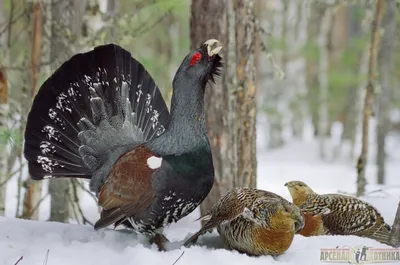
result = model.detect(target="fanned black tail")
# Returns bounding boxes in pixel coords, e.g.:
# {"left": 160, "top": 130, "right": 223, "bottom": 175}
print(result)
{"left": 24, "top": 44, "right": 170, "bottom": 192}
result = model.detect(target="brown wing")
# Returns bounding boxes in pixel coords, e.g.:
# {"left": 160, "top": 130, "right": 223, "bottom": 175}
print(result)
{"left": 183, "top": 188, "right": 246, "bottom": 246}
{"left": 320, "top": 195, "right": 388, "bottom": 237}
{"left": 94, "top": 145, "right": 159, "bottom": 230}
{"left": 183, "top": 188, "right": 282, "bottom": 246}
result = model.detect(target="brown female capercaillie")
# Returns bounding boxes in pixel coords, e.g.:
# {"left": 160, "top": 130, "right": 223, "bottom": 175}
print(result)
{"left": 285, "top": 181, "right": 392, "bottom": 245}
{"left": 184, "top": 187, "right": 304, "bottom": 256}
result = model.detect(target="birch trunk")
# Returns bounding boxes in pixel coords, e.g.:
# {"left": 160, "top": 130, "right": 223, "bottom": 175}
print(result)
{"left": 0, "top": 68, "right": 7, "bottom": 217}
{"left": 287, "top": 0, "right": 309, "bottom": 139}
{"left": 266, "top": 0, "right": 286, "bottom": 149}
{"left": 67, "top": 0, "right": 94, "bottom": 222}
{"left": 0, "top": 1, "right": 9, "bottom": 216}
{"left": 376, "top": 0, "right": 396, "bottom": 185}
{"left": 305, "top": 5, "right": 323, "bottom": 138}
{"left": 190, "top": 0, "right": 258, "bottom": 217}
{"left": 48, "top": 0, "right": 72, "bottom": 222}
{"left": 46, "top": 0, "right": 87, "bottom": 222}
{"left": 340, "top": 6, "right": 362, "bottom": 150}
{"left": 107, "top": 0, "right": 118, "bottom": 40}
{"left": 350, "top": 50, "right": 368, "bottom": 160}
{"left": 317, "top": 6, "right": 333, "bottom": 160}
{"left": 356, "top": 0, "right": 384, "bottom": 196}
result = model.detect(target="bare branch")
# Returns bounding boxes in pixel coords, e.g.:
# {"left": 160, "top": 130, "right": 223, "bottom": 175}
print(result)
{"left": 0, "top": 163, "right": 24, "bottom": 187}
{"left": 131, "top": 9, "right": 172, "bottom": 38}
{"left": 67, "top": 187, "right": 81, "bottom": 225}
{"left": 42, "top": 250, "right": 50, "bottom": 265}
{"left": 69, "top": 179, "right": 94, "bottom": 226}
{"left": 72, "top": 178, "right": 97, "bottom": 203}
{"left": 172, "top": 251, "right": 185, "bottom": 265}
{"left": 0, "top": 4, "right": 28, "bottom": 39}
{"left": 6, "top": 0, "right": 14, "bottom": 48}
{"left": 254, "top": 19, "right": 285, "bottom": 80}
{"left": 14, "top": 256, "right": 23, "bottom": 265}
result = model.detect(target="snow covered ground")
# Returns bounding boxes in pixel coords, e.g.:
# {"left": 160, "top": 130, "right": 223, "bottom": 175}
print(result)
{"left": 1, "top": 123, "right": 400, "bottom": 265}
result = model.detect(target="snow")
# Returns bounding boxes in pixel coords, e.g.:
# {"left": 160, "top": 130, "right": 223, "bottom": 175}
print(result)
{"left": 1, "top": 215, "right": 396, "bottom": 265}
{"left": 1, "top": 122, "right": 400, "bottom": 265}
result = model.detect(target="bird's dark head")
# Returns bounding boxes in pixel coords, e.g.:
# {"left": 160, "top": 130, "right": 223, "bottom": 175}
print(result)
{"left": 173, "top": 39, "right": 223, "bottom": 89}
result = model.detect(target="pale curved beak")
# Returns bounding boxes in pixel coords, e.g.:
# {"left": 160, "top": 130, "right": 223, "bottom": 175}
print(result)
{"left": 204, "top": 39, "right": 222, "bottom": 57}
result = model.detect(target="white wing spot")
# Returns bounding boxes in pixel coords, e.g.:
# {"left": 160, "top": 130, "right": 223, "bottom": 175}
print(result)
{"left": 322, "top": 208, "right": 331, "bottom": 215}
{"left": 147, "top": 156, "right": 162, "bottom": 169}
{"left": 242, "top": 207, "right": 254, "bottom": 220}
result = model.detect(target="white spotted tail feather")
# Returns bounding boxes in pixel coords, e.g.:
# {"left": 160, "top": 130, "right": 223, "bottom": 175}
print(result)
{"left": 24, "top": 44, "right": 170, "bottom": 193}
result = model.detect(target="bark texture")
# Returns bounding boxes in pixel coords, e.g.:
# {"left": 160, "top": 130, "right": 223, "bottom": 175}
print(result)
{"left": 22, "top": 1, "right": 44, "bottom": 221}
{"left": 356, "top": 0, "right": 384, "bottom": 196}
{"left": 190, "top": 0, "right": 258, "bottom": 218}
{"left": 0, "top": 1, "right": 8, "bottom": 216}
{"left": 376, "top": 0, "right": 396, "bottom": 185}
{"left": 48, "top": 0, "right": 86, "bottom": 222}
{"left": 317, "top": 6, "right": 333, "bottom": 160}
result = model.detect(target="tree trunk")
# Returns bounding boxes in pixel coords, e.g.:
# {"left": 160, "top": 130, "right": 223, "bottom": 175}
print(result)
{"left": 349, "top": 50, "right": 368, "bottom": 160}
{"left": 287, "top": 0, "right": 309, "bottom": 140}
{"left": 48, "top": 0, "right": 83, "bottom": 222}
{"left": 356, "top": 0, "right": 384, "bottom": 196}
{"left": 305, "top": 4, "right": 323, "bottom": 138}
{"left": 107, "top": 0, "right": 118, "bottom": 40}
{"left": 317, "top": 5, "right": 333, "bottom": 160}
{"left": 21, "top": 1, "right": 44, "bottom": 221}
{"left": 342, "top": 6, "right": 372, "bottom": 160}
{"left": 190, "top": 0, "right": 258, "bottom": 218}
{"left": 376, "top": 0, "right": 396, "bottom": 185}
{"left": 390, "top": 200, "right": 400, "bottom": 247}
{"left": 0, "top": 1, "right": 9, "bottom": 217}
{"left": 265, "top": 0, "right": 287, "bottom": 149}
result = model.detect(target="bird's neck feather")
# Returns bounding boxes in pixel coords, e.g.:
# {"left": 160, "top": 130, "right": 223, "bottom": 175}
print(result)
{"left": 146, "top": 76, "right": 208, "bottom": 157}
{"left": 292, "top": 190, "right": 315, "bottom": 206}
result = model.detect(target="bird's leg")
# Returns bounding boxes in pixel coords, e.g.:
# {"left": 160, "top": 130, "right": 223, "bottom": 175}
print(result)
{"left": 151, "top": 233, "right": 170, "bottom": 251}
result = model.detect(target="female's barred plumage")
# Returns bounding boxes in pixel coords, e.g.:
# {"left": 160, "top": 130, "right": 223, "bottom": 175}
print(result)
{"left": 184, "top": 188, "right": 304, "bottom": 256}
{"left": 285, "top": 180, "right": 392, "bottom": 245}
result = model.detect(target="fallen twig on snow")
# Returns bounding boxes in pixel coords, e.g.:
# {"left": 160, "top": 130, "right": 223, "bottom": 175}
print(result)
{"left": 14, "top": 256, "right": 23, "bottom": 265}
{"left": 42, "top": 249, "right": 49, "bottom": 265}
{"left": 171, "top": 251, "right": 185, "bottom": 265}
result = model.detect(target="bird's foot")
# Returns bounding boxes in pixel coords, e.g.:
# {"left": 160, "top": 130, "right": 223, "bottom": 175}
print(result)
{"left": 183, "top": 238, "right": 195, "bottom": 248}
{"left": 151, "top": 233, "right": 170, "bottom": 252}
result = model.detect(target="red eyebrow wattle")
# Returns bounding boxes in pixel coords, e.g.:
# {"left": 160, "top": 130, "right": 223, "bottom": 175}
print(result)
{"left": 190, "top": 52, "right": 202, "bottom": 66}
